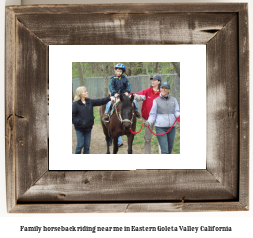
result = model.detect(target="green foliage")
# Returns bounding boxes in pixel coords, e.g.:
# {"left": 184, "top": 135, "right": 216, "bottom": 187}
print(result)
{"left": 132, "top": 118, "right": 145, "bottom": 149}
{"left": 151, "top": 135, "right": 159, "bottom": 153}
{"left": 72, "top": 62, "right": 79, "bottom": 78}
{"left": 93, "top": 106, "right": 102, "bottom": 126}
{"left": 159, "top": 62, "right": 174, "bottom": 74}
{"left": 172, "top": 126, "right": 180, "bottom": 154}
{"left": 72, "top": 62, "right": 178, "bottom": 78}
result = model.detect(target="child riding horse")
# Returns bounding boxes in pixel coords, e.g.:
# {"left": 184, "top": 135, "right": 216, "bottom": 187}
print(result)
{"left": 100, "top": 94, "right": 136, "bottom": 154}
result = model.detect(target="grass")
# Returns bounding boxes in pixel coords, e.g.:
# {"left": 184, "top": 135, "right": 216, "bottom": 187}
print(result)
{"left": 93, "top": 106, "right": 102, "bottom": 125}
{"left": 172, "top": 125, "right": 180, "bottom": 154}
{"left": 93, "top": 106, "right": 180, "bottom": 154}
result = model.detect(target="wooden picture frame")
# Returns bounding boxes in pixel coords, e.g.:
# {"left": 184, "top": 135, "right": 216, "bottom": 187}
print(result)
{"left": 5, "top": 3, "right": 249, "bottom": 213}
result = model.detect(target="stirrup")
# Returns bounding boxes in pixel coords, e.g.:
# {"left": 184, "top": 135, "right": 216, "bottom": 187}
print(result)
{"left": 102, "top": 113, "right": 110, "bottom": 122}
{"left": 135, "top": 111, "right": 141, "bottom": 118}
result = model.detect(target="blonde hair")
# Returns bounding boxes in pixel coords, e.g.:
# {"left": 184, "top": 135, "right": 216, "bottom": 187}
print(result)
{"left": 73, "top": 86, "right": 87, "bottom": 102}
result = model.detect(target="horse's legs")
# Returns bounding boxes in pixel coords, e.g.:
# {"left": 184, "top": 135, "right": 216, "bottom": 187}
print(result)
{"left": 127, "top": 134, "right": 134, "bottom": 154}
{"left": 109, "top": 135, "right": 112, "bottom": 145}
{"left": 105, "top": 134, "right": 111, "bottom": 154}
{"left": 102, "top": 128, "right": 111, "bottom": 154}
{"left": 113, "top": 135, "right": 119, "bottom": 154}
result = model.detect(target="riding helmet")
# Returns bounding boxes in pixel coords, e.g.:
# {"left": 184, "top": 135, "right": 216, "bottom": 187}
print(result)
{"left": 115, "top": 63, "right": 126, "bottom": 73}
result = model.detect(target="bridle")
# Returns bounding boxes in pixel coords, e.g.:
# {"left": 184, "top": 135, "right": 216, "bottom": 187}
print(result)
{"left": 114, "top": 102, "right": 134, "bottom": 125}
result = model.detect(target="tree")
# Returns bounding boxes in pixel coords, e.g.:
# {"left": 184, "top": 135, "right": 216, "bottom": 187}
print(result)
{"left": 72, "top": 62, "right": 79, "bottom": 78}
{"left": 101, "top": 63, "right": 110, "bottom": 97}
{"left": 125, "top": 62, "right": 132, "bottom": 76}
{"left": 133, "top": 62, "right": 144, "bottom": 75}
{"left": 110, "top": 62, "right": 115, "bottom": 75}
{"left": 171, "top": 62, "right": 180, "bottom": 77}
{"left": 77, "top": 62, "right": 84, "bottom": 86}
{"left": 144, "top": 63, "right": 149, "bottom": 75}
{"left": 153, "top": 62, "right": 158, "bottom": 73}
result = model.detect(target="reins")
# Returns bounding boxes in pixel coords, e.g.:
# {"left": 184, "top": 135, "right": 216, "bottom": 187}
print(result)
{"left": 130, "top": 117, "right": 179, "bottom": 136}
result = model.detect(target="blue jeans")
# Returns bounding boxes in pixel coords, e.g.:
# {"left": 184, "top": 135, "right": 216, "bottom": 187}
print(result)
{"left": 105, "top": 100, "right": 112, "bottom": 114}
{"left": 118, "top": 136, "right": 122, "bottom": 144}
{"left": 105, "top": 97, "right": 139, "bottom": 114}
{"left": 109, "top": 135, "right": 122, "bottom": 145}
{"left": 75, "top": 129, "right": 92, "bottom": 154}
{"left": 133, "top": 99, "right": 138, "bottom": 111}
{"left": 156, "top": 127, "right": 176, "bottom": 154}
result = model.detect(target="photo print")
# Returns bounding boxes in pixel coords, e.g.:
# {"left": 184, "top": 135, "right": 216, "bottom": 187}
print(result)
{"left": 72, "top": 62, "right": 180, "bottom": 155}
{"left": 49, "top": 45, "right": 206, "bottom": 170}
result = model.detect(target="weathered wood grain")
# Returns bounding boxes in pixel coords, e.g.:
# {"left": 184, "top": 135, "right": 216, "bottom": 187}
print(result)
{"left": 6, "top": 3, "right": 247, "bottom": 15}
{"left": 18, "top": 170, "right": 236, "bottom": 203}
{"left": 238, "top": 4, "right": 249, "bottom": 208}
{"left": 16, "top": 13, "right": 236, "bottom": 45}
{"left": 206, "top": 16, "right": 239, "bottom": 198}
{"left": 10, "top": 204, "right": 129, "bottom": 213}
{"left": 126, "top": 202, "right": 248, "bottom": 213}
{"left": 5, "top": 7, "right": 17, "bottom": 212}
{"left": 5, "top": 3, "right": 249, "bottom": 213}
{"left": 10, "top": 202, "right": 247, "bottom": 213}
{"left": 15, "top": 20, "right": 48, "bottom": 200}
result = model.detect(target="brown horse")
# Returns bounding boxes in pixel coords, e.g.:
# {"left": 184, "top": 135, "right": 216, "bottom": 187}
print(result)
{"left": 100, "top": 94, "right": 136, "bottom": 154}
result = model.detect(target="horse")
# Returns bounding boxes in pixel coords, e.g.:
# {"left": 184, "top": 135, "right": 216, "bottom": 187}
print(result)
{"left": 100, "top": 94, "right": 136, "bottom": 154}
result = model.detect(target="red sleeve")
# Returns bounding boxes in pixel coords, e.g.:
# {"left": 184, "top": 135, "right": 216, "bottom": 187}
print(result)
{"left": 131, "top": 88, "right": 148, "bottom": 96}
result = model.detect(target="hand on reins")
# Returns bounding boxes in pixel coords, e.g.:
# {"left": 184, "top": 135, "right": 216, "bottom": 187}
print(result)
{"left": 124, "top": 92, "right": 129, "bottom": 96}
{"left": 177, "top": 115, "right": 180, "bottom": 121}
{"left": 144, "top": 122, "right": 150, "bottom": 127}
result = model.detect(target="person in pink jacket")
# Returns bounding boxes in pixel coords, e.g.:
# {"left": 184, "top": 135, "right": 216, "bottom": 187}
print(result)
{"left": 131, "top": 75, "right": 161, "bottom": 154}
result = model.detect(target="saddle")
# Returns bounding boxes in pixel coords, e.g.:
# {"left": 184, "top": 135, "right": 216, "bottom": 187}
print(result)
{"left": 109, "top": 98, "right": 121, "bottom": 117}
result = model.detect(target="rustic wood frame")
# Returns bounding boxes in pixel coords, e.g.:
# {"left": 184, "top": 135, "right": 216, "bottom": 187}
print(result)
{"left": 5, "top": 3, "right": 249, "bottom": 213}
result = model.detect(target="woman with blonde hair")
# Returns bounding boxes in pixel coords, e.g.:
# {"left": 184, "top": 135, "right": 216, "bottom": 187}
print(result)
{"left": 72, "top": 86, "right": 115, "bottom": 154}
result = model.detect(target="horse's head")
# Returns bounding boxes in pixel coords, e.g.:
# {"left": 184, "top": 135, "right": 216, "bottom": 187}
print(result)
{"left": 119, "top": 94, "right": 135, "bottom": 131}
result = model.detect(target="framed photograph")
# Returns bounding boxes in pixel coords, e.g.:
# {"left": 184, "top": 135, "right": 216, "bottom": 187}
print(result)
{"left": 5, "top": 3, "right": 249, "bottom": 212}
{"left": 49, "top": 45, "right": 205, "bottom": 170}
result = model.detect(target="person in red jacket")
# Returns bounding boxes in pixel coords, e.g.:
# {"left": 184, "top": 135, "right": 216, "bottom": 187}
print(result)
{"left": 131, "top": 75, "right": 161, "bottom": 154}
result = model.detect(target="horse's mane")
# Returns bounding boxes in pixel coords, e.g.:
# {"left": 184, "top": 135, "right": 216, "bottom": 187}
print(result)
{"left": 121, "top": 95, "right": 133, "bottom": 110}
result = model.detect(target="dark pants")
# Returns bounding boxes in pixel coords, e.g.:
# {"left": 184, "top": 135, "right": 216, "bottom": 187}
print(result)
{"left": 75, "top": 129, "right": 92, "bottom": 154}
{"left": 156, "top": 127, "right": 176, "bottom": 154}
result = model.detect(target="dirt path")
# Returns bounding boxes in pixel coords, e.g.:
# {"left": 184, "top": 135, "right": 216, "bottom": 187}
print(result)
{"left": 72, "top": 124, "right": 145, "bottom": 154}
